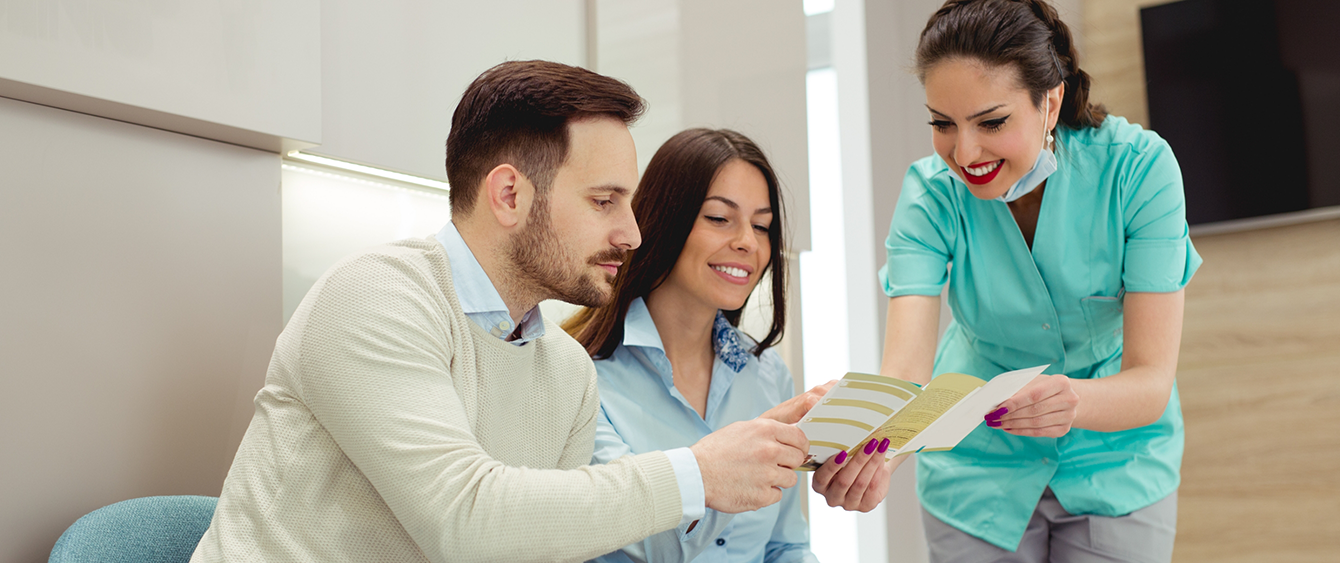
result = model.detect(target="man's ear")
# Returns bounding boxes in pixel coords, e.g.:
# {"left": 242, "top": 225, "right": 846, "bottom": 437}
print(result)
{"left": 482, "top": 164, "right": 533, "bottom": 229}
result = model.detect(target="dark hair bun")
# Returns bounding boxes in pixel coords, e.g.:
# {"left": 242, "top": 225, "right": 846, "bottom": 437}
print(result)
{"left": 916, "top": 0, "right": 1107, "bottom": 129}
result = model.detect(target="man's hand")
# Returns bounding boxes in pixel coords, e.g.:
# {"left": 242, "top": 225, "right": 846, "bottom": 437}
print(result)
{"left": 690, "top": 419, "right": 808, "bottom": 513}
{"left": 758, "top": 380, "right": 837, "bottom": 424}
{"left": 988, "top": 374, "right": 1079, "bottom": 437}
{"left": 810, "top": 438, "right": 895, "bottom": 512}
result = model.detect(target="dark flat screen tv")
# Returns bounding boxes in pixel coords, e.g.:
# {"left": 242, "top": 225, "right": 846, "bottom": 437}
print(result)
{"left": 1141, "top": 0, "right": 1340, "bottom": 226}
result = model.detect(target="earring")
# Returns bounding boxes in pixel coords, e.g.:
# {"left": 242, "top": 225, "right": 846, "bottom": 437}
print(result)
{"left": 1046, "top": 131, "right": 1054, "bottom": 149}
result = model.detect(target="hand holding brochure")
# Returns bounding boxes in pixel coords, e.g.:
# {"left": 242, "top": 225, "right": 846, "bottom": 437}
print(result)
{"left": 796, "top": 365, "right": 1048, "bottom": 470}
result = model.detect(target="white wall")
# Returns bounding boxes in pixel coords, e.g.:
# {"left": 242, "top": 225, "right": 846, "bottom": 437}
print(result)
{"left": 0, "top": 0, "right": 321, "bottom": 151}
{"left": 595, "top": 0, "right": 811, "bottom": 253}
{"left": 594, "top": 0, "right": 681, "bottom": 172}
{"left": 313, "top": 0, "right": 586, "bottom": 180}
{"left": 0, "top": 96, "right": 281, "bottom": 563}
{"left": 678, "top": 0, "right": 812, "bottom": 255}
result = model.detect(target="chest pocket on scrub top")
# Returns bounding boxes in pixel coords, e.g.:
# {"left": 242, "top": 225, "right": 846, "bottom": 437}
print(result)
{"left": 1080, "top": 294, "right": 1123, "bottom": 361}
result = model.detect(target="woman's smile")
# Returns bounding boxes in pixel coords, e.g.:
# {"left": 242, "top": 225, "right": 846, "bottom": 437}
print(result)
{"left": 709, "top": 262, "right": 753, "bottom": 285}
{"left": 961, "top": 159, "right": 1005, "bottom": 185}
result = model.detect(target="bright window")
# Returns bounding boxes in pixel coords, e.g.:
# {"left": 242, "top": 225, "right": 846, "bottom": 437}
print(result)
{"left": 800, "top": 66, "right": 860, "bottom": 562}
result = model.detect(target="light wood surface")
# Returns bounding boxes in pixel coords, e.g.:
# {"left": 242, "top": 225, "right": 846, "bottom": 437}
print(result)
{"left": 1081, "top": 0, "right": 1177, "bottom": 128}
{"left": 1177, "top": 218, "right": 1340, "bottom": 562}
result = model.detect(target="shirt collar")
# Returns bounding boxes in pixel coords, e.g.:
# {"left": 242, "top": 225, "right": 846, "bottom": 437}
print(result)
{"left": 434, "top": 221, "right": 545, "bottom": 342}
{"left": 711, "top": 313, "right": 751, "bottom": 373}
{"left": 621, "top": 297, "right": 750, "bottom": 373}
{"left": 621, "top": 297, "right": 665, "bottom": 350}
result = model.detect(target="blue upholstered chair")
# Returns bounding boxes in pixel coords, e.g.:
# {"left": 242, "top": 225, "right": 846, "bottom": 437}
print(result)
{"left": 49, "top": 495, "right": 218, "bottom": 563}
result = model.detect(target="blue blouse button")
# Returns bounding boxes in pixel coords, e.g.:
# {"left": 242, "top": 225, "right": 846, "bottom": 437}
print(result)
{"left": 716, "top": 538, "right": 726, "bottom": 546}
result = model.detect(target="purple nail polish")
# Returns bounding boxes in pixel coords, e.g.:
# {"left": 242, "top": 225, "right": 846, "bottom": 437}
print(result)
{"left": 835, "top": 451, "right": 847, "bottom": 465}
{"left": 864, "top": 439, "right": 878, "bottom": 455}
{"left": 987, "top": 420, "right": 1002, "bottom": 428}
{"left": 878, "top": 438, "right": 890, "bottom": 453}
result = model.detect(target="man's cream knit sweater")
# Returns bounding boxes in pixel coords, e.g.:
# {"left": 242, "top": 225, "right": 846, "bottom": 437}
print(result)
{"left": 191, "top": 237, "right": 683, "bottom": 563}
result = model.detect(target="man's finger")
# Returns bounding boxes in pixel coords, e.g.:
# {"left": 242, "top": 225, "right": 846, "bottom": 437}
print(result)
{"left": 777, "top": 442, "right": 807, "bottom": 470}
{"left": 770, "top": 421, "right": 810, "bottom": 452}
{"left": 771, "top": 465, "right": 799, "bottom": 489}
{"left": 759, "top": 395, "right": 809, "bottom": 423}
{"left": 759, "top": 380, "right": 838, "bottom": 423}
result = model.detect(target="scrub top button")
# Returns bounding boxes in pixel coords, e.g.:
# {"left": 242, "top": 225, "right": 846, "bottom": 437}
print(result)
{"left": 716, "top": 538, "right": 726, "bottom": 546}
{"left": 1042, "top": 323, "right": 1051, "bottom": 330}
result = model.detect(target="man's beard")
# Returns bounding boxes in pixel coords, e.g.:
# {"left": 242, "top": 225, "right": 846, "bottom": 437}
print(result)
{"left": 507, "top": 202, "right": 626, "bottom": 308}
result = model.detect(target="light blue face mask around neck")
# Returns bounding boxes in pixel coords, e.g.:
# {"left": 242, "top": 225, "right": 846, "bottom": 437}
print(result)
{"left": 995, "top": 98, "right": 1058, "bottom": 203}
{"left": 995, "top": 144, "right": 1057, "bottom": 203}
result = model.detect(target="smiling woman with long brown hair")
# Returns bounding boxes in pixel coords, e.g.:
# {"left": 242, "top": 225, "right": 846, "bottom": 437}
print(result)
{"left": 565, "top": 128, "right": 893, "bottom": 563}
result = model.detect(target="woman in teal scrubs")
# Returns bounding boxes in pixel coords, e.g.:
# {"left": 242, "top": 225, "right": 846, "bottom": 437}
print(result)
{"left": 880, "top": 1, "right": 1200, "bottom": 561}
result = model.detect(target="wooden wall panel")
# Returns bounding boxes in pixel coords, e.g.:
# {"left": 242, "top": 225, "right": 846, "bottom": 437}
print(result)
{"left": 1079, "top": 1, "right": 1340, "bottom": 556}
{"left": 1081, "top": 0, "right": 1177, "bottom": 128}
{"left": 1177, "top": 219, "right": 1340, "bottom": 562}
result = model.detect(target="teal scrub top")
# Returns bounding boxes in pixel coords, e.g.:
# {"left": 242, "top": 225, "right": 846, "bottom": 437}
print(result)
{"left": 879, "top": 116, "right": 1202, "bottom": 551}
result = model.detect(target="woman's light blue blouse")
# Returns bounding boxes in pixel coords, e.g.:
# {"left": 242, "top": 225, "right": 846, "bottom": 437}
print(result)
{"left": 589, "top": 298, "right": 816, "bottom": 563}
{"left": 880, "top": 116, "right": 1202, "bottom": 551}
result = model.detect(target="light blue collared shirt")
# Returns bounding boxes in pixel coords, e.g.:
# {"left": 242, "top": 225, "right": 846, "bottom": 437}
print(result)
{"left": 435, "top": 222, "right": 545, "bottom": 345}
{"left": 590, "top": 298, "right": 815, "bottom": 563}
{"left": 434, "top": 224, "right": 705, "bottom": 528}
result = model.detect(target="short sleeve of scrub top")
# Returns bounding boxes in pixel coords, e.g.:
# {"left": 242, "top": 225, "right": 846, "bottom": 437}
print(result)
{"left": 878, "top": 116, "right": 1202, "bottom": 551}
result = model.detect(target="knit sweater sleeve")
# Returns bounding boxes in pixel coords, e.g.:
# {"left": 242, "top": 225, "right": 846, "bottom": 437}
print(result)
{"left": 556, "top": 364, "right": 601, "bottom": 470}
{"left": 295, "top": 251, "right": 683, "bottom": 563}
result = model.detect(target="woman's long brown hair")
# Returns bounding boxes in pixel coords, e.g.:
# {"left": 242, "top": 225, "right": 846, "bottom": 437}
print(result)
{"left": 561, "top": 128, "right": 788, "bottom": 360}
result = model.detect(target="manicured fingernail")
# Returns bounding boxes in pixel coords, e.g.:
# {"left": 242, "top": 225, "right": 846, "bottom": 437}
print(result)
{"left": 987, "top": 420, "right": 1002, "bottom": 428}
{"left": 864, "top": 439, "right": 878, "bottom": 455}
{"left": 835, "top": 451, "right": 847, "bottom": 464}
{"left": 986, "top": 407, "right": 1008, "bottom": 420}
{"left": 878, "top": 438, "right": 890, "bottom": 453}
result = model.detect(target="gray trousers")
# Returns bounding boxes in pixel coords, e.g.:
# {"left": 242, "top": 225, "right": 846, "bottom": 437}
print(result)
{"left": 923, "top": 489, "right": 1178, "bottom": 563}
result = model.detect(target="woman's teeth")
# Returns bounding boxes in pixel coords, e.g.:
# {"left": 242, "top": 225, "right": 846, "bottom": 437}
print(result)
{"left": 712, "top": 265, "right": 747, "bottom": 278}
{"left": 965, "top": 160, "right": 1002, "bottom": 176}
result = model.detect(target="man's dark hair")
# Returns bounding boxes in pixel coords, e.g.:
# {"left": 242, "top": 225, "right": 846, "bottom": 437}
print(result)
{"left": 445, "top": 60, "right": 645, "bottom": 215}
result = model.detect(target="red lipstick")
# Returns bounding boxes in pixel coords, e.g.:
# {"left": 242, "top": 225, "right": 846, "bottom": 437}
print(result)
{"left": 960, "top": 159, "right": 1004, "bottom": 185}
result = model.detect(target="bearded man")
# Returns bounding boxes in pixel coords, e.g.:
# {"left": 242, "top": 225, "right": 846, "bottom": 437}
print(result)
{"left": 191, "top": 61, "right": 815, "bottom": 563}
